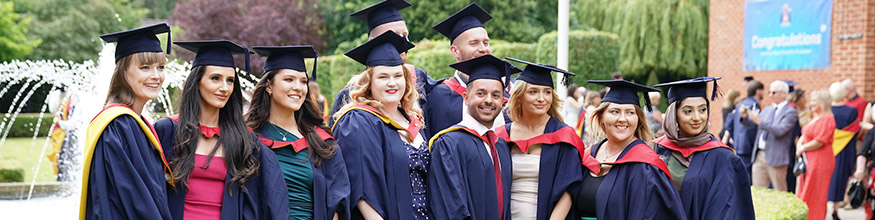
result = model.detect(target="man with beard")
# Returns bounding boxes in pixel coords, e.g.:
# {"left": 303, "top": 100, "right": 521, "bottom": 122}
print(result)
{"left": 428, "top": 54, "right": 519, "bottom": 220}
{"left": 424, "top": 2, "right": 502, "bottom": 138}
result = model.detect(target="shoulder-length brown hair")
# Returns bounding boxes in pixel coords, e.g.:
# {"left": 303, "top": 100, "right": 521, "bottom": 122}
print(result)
{"left": 587, "top": 102, "right": 654, "bottom": 143}
{"left": 245, "top": 69, "right": 337, "bottom": 166}
{"left": 104, "top": 52, "right": 167, "bottom": 107}
{"left": 333, "top": 66, "right": 421, "bottom": 119}
{"left": 505, "top": 80, "right": 563, "bottom": 122}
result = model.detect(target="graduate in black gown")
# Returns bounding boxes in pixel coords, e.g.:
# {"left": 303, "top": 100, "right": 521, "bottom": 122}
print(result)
{"left": 652, "top": 77, "right": 755, "bottom": 220}
{"left": 428, "top": 54, "right": 518, "bottom": 220}
{"left": 82, "top": 23, "right": 174, "bottom": 220}
{"left": 574, "top": 80, "right": 686, "bottom": 220}
{"left": 329, "top": 0, "right": 433, "bottom": 127}
{"left": 153, "top": 40, "right": 287, "bottom": 220}
{"left": 494, "top": 57, "right": 584, "bottom": 220}
{"left": 246, "top": 45, "right": 351, "bottom": 220}
{"left": 332, "top": 32, "right": 431, "bottom": 219}
{"left": 424, "top": 2, "right": 504, "bottom": 139}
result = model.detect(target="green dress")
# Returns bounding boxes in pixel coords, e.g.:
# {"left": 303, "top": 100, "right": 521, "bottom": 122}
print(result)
{"left": 265, "top": 123, "right": 315, "bottom": 219}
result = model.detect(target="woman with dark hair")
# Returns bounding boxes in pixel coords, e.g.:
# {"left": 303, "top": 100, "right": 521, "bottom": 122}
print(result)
{"left": 246, "top": 46, "right": 350, "bottom": 219}
{"left": 652, "top": 77, "right": 754, "bottom": 220}
{"left": 332, "top": 32, "right": 429, "bottom": 219}
{"left": 153, "top": 40, "right": 287, "bottom": 220}
{"left": 574, "top": 80, "right": 685, "bottom": 220}
{"left": 82, "top": 23, "right": 173, "bottom": 220}
{"left": 495, "top": 58, "right": 583, "bottom": 220}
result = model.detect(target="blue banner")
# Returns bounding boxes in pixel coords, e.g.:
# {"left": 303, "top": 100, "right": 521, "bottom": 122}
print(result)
{"left": 743, "top": 0, "right": 832, "bottom": 71}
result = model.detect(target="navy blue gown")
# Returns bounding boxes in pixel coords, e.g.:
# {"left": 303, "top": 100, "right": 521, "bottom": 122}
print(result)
{"left": 84, "top": 114, "right": 173, "bottom": 220}
{"left": 252, "top": 126, "right": 351, "bottom": 220}
{"left": 153, "top": 118, "right": 288, "bottom": 220}
{"left": 496, "top": 117, "right": 584, "bottom": 220}
{"left": 654, "top": 137, "right": 755, "bottom": 220}
{"left": 829, "top": 105, "right": 858, "bottom": 201}
{"left": 577, "top": 139, "right": 687, "bottom": 220}
{"left": 424, "top": 77, "right": 465, "bottom": 139}
{"left": 428, "top": 126, "right": 513, "bottom": 220}
{"left": 332, "top": 105, "right": 432, "bottom": 220}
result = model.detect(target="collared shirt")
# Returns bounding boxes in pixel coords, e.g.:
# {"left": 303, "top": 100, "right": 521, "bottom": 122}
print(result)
{"left": 454, "top": 71, "right": 507, "bottom": 130}
{"left": 457, "top": 111, "right": 497, "bottom": 161}
{"left": 758, "top": 100, "right": 789, "bottom": 150}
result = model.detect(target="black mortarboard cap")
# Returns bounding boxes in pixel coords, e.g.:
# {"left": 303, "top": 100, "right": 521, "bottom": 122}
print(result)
{"left": 253, "top": 46, "right": 319, "bottom": 81}
{"left": 744, "top": 76, "right": 754, "bottom": 82}
{"left": 433, "top": 2, "right": 492, "bottom": 44}
{"left": 350, "top": 0, "right": 411, "bottom": 32}
{"left": 505, "top": 57, "right": 575, "bottom": 88}
{"left": 785, "top": 80, "right": 798, "bottom": 92}
{"left": 100, "top": 23, "right": 171, "bottom": 62}
{"left": 588, "top": 80, "right": 661, "bottom": 111}
{"left": 654, "top": 77, "right": 722, "bottom": 104}
{"left": 449, "top": 54, "right": 520, "bottom": 88}
{"left": 345, "top": 31, "right": 415, "bottom": 67}
{"left": 174, "top": 40, "right": 251, "bottom": 75}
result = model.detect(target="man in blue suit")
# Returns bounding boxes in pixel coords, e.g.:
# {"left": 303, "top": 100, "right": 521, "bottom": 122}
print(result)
{"left": 724, "top": 80, "right": 764, "bottom": 179}
{"left": 744, "top": 81, "right": 798, "bottom": 191}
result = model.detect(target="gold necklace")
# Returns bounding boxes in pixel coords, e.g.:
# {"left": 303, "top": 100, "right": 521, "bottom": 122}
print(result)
{"left": 270, "top": 123, "right": 289, "bottom": 141}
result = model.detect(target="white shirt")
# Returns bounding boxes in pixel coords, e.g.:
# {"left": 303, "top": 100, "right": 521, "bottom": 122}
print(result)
{"left": 454, "top": 71, "right": 507, "bottom": 130}
{"left": 758, "top": 101, "right": 789, "bottom": 150}
{"left": 457, "top": 110, "right": 498, "bottom": 161}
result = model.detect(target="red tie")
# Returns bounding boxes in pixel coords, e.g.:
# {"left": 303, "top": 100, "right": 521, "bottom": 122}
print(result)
{"left": 483, "top": 130, "right": 504, "bottom": 219}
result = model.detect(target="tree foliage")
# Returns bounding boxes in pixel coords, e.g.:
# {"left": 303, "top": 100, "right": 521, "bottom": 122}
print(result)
{"left": 0, "top": 1, "right": 40, "bottom": 62}
{"left": 320, "top": 0, "right": 557, "bottom": 55}
{"left": 171, "top": 0, "right": 324, "bottom": 71}
{"left": 572, "top": 0, "right": 708, "bottom": 81}
{"left": 10, "top": 0, "right": 147, "bottom": 62}
{"left": 140, "top": 0, "right": 177, "bottom": 19}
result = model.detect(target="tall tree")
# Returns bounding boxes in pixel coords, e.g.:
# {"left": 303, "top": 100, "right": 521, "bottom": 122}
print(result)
{"left": 573, "top": 0, "right": 709, "bottom": 81}
{"left": 0, "top": 1, "right": 40, "bottom": 61}
{"left": 140, "top": 0, "right": 177, "bottom": 19}
{"left": 171, "top": 0, "right": 324, "bottom": 72}
{"left": 11, "top": 0, "right": 147, "bottom": 62}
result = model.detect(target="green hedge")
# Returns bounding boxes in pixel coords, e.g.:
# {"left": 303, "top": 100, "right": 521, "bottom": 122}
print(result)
{"left": 536, "top": 30, "right": 620, "bottom": 90}
{"left": 312, "top": 30, "right": 619, "bottom": 108}
{"left": 0, "top": 160, "right": 23, "bottom": 183}
{"left": 0, "top": 113, "right": 55, "bottom": 138}
{"left": 752, "top": 186, "right": 807, "bottom": 220}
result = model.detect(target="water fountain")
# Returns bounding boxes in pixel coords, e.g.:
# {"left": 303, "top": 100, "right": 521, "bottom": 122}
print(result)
{"left": 0, "top": 42, "right": 249, "bottom": 218}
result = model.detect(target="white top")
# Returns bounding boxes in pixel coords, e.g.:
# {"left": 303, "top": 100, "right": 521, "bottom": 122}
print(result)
{"left": 562, "top": 96, "right": 580, "bottom": 127}
{"left": 510, "top": 154, "right": 540, "bottom": 220}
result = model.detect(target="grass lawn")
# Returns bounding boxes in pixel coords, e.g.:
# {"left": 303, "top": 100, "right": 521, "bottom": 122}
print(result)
{"left": 0, "top": 137, "right": 57, "bottom": 183}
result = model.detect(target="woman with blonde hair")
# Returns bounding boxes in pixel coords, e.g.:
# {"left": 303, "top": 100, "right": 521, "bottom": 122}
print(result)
{"left": 574, "top": 80, "right": 685, "bottom": 219}
{"left": 796, "top": 89, "right": 836, "bottom": 220}
{"left": 826, "top": 82, "right": 859, "bottom": 219}
{"left": 494, "top": 58, "right": 583, "bottom": 220}
{"left": 332, "top": 32, "right": 430, "bottom": 219}
{"left": 581, "top": 90, "right": 602, "bottom": 146}
{"left": 81, "top": 23, "right": 173, "bottom": 219}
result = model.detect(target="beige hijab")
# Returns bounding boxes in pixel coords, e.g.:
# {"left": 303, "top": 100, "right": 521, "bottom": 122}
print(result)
{"left": 662, "top": 101, "right": 714, "bottom": 148}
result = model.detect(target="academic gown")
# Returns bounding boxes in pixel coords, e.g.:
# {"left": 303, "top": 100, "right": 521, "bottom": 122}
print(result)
{"left": 81, "top": 105, "right": 173, "bottom": 220}
{"left": 253, "top": 125, "right": 351, "bottom": 220}
{"left": 427, "top": 126, "right": 513, "bottom": 220}
{"left": 829, "top": 105, "right": 858, "bottom": 201}
{"left": 329, "top": 67, "right": 431, "bottom": 128}
{"left": 332, "top": 105, "right": 430, "bottom": 220}
{"left": 153, "top": 118, "right": 288, "bottom": 220}
{"left": 579, "top": 139, "right": 687, "bottom": 220}
{"left": 424, "top": 77, "right": 466, "bottom": 139}
{"left": 495, "top": 117, "right": 584, "bottom": 220}
{"left": 653, "top": 137, "right": 755, "bottom": 220}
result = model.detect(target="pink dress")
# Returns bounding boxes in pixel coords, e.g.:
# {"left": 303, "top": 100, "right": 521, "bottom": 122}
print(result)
{"left": 797, "top": 115, "right": 836, "bottom": 220}
{"left": 183, "top": 154, "right": 227, "bottom": 220}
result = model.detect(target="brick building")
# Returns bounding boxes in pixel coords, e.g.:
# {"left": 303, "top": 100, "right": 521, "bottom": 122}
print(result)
{"left": 708, "top": 0, "right": 875, "bottom": 134}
